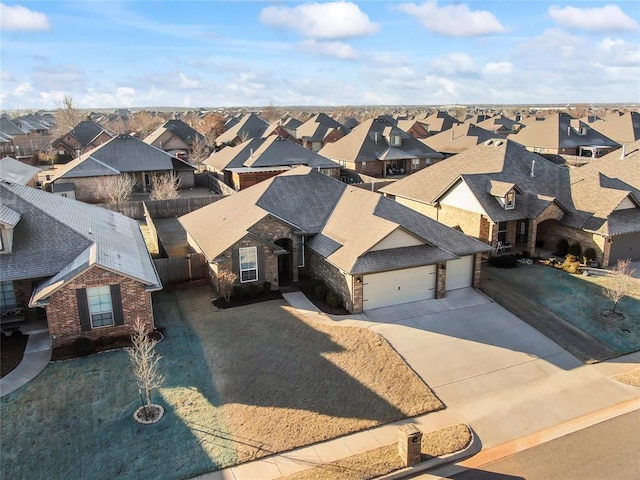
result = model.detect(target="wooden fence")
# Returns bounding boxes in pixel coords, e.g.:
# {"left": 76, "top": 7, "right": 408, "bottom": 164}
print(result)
{"left": 195, "top": 171, "right": 237, "bottom": 195}
{"left": 101, "top": 195, "right": 223, "bottom": 219}
{"left": 142, "top": 202, "right": 160, "bottom": 255}
{"left": 154, "top": 253, "right": 207, "bottom": 285}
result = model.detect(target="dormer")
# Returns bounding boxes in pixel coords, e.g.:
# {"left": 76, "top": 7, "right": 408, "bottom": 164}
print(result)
{"left": 0, "top": 204, "right": 21, "bottom": 254}
{"left": 489, "top": 180, "right": 519, "bottom": 210}
{"left": 383, "top": 126, "right": 403, "bottom": 146}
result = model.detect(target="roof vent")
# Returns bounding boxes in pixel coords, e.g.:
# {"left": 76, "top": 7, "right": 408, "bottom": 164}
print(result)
{"left": 495, "top": 140, "right": 504, "bottom": 146}
{"left": 485, "top": 139, "right": 493, "bottom": 146}
{"left": 530, "top": 159, "right": 536, "bottom": 178}
{"left": 620, "top": 144, "right": 626, "bottom": 159}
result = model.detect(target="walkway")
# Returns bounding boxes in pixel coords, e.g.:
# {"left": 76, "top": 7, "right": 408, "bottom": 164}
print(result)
{"left": 193, "top": 289, "right": 640, "bottom": 479}
{"left": 0, "top": 319, "right": 52, "bottom": 398}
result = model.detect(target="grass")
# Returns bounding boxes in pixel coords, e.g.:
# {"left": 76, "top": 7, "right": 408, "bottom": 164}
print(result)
{"left": 277, "top": 424, "right": 471, "bottom": 480}
{"left": 483, "top": 264, "right": 640, "bottom": 359}
{"left": 1, "top": 334, "right": 28, "bottom": 378}
{"left": 0, "top": 284, "right": 442, "bottom": 480}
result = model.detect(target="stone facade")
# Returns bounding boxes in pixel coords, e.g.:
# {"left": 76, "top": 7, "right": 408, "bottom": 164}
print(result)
{"left": 435, "top": 263, "right": 446, "bottom": 299}
{"left": 45, "top": 266, "right": 153, "bottom": 348}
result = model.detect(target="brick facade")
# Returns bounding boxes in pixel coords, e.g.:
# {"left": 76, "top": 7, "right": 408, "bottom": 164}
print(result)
{"left": 45, "top": 266, "right": 154, "bottom": 348}
{"left": 307, "top": 250, "right": 357, "bottom": 311}
{"left": 536, "top": 221, "right": 607, "bottom": 264}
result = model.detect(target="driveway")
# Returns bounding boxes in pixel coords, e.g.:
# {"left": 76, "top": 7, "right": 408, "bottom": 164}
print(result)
{"left": 336, "top": 288, "right": 640, "bottom": 449}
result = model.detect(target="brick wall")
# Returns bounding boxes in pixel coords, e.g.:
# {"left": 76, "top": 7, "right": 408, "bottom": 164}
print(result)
{"left": 307, "top": 250, "right": 356, "bottom": 312}
{"left": 45, "top": 266, "right": 154, "bottom": 348}
{"left": 536, "top": 221, "right": 606, "bottom": 263}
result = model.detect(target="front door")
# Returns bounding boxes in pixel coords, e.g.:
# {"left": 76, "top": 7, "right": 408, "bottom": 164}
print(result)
{"left": 275, "top": 238, "right": 293, "bottom": 284}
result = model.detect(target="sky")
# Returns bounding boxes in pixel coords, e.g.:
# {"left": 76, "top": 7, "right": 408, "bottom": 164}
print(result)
{"left": 1, "top": 1, "right": 639, "bottom": 110}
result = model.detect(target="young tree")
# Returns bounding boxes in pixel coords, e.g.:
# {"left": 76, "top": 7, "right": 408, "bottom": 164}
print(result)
{"left": 188, "top": 137, "right": 210, "bottom": 171}
{"left": 217, "top": 270, "right": 237, "bottom": 302}
{"left": 603, "top": 259, "right": 637, "bottom": 313}
{"left": 150, "top": 172, "right": 181, "bottom": 200}
{"left": 91, "top": 175, "right": 135, "bottom": 203}
{"left": 126, "top": 318, "right": 164, "bottom": 412}
{"left": 55, "top": 96, "right": 85, "bottom": 133}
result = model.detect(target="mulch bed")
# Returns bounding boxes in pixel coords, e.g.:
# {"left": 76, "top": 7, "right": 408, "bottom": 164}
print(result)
{"left": 49, "top": 332, "right": 161, "bottom": 361}
{"left": 299, "top": 285, "right": 350, "bottom": 315}
{"left": 212, "top": 290, "right": 284, "bottom": 309}
{"left": 1, "top": 333, "right": 29, "bottom": 378}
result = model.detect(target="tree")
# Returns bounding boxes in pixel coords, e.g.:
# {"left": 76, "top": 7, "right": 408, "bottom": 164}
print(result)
{"left": 199, "top": 113, "right": 226, "bottom": 144}
{"left": 130, "top": 111, "right": 162, "bottom": 138}
{"left": 126, "top": 318, "right": 164, "bottom": 413}
{"left": 150, "top": 172, "right": 181, "bottom": 200}
{"left": 261, "top": 104, "right": 281, "bottom": 122}
{"left": 217, "top": 270, "right": 237, "bottom": 302}
{"left": 91, "top": 175, "right": 135, "bottom": 203}
{"left": 188, "top": 136, "right": 210, "bottom": 171}
{"left": 55, "top": 96, "right": 85, "bottom": 133}
{"left": 603, "top": 259, "right": 637, "bottom": 314}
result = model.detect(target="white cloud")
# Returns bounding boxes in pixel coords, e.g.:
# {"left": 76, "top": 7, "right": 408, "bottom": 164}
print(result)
{"left": 428, "top": 52, "right": 478, "bottom": 75}
{"left": 178, "top": 72, "right": 200, "bottom": 89}
{"left": 298, "top": 40, "right": 358, "bottom": 60}
{"left": 0, "top": 3, "right": 50, "bottom": 31}
{"left": 548, "top": 4, "right": 638, "bottom": 32}
{"left": 396, "top": 1, "right": 507, "bottom": 37}
{"left": 0, "top": 70, "right": 15, "bottom": 82}
{"left": 596, "top": 37, "right": 640, "bottom": 66}
{"left": 259, "top": 2, "right": 379, "bottom": 40}
{"left": 482, "top": 62, "right": 513, "bottom": 76}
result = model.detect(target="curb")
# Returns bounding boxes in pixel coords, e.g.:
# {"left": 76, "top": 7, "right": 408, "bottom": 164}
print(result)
{"left": 374, "top": 426, "right": 480, "bottom": 480}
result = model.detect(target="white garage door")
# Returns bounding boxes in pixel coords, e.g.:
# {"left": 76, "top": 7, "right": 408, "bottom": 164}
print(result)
{"left": 363, "top": 265, "right": 436, "bottom": 310}
{"left": 445, "top": 256, "right": 474, "bottom": 291}
{"left": 609, "top": 233, "right": 640, "bottom": 264}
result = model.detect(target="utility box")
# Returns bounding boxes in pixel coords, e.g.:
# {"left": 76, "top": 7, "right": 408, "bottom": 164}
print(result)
{"left": 398, "top": 423, "right": 422, "bottom": 467}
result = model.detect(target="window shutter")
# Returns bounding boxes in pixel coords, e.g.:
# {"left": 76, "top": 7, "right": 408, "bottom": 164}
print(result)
{"left": 231, "top": 249, "right": 239, "bottom": 276}
{"left": 76, "top": 288, "right": 91, "bottom": 331}
{"left": 110, "top": 284, "right": 124, "bottom": 326}
{"left": 257, "top": 246, "right": 265, "bottom": 281}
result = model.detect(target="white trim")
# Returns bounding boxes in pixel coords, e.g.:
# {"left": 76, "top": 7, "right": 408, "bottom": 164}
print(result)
{"left": 239, "top": 246, "right": 258, "bottom": 283}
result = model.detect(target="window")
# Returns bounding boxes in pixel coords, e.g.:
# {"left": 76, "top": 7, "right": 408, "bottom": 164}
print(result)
{"left": 297, "top": 237, "right": 305, "bottom": 267}
{"left": 87, "top": 286, "right": 114, "bottom": 328}
{"left": 411, "top": 158, "right": 420, "bottom": 169}
{"left": 362, "top": 161, "right": 366, "bottom": 168}
{"left": 0, "top": 281, "right": 17, "bottom": 309}
{"left": 505, "top": 190, "right": 515, "bottom": 209}
{"left": 390, "top": 135, "right": 402, "bottom": 146}
{"left": 497, "top": 222, "right": 508, "bottom": 244}
{"left": 239, "top": 247, "right": 258, "bottom": 283}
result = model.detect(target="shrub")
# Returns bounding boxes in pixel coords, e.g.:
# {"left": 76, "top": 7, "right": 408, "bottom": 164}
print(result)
{"left": 314, "top": 283, "right": 328, "bottom": 300}
{"left": 555, "top": 238, "right": 569, "bottom": 257}
{"left": 562, "top": 255, "right": 582, "bottom": 274}
{"left": 232, "top": 284, "right": 247, "bottom": 301}
{"left": 246, "top": 284, "right": 263, "bottom": 299}
{"left": 73, "top": 337, "right": 93, "bottom": 356}
{"left": 521, "top": 251, "right": 530, "bottom": 258}
{"left": 326, "top": 290, "right": 343, "bottom": 308}
{"left": 488, "top": 255, "right": 518, "bottom": 268}
{"left": 568, "top": 242, "right": 582, "bottom": 258}
{"left": 583, "top": 248, "right": 597, "bottom": 261}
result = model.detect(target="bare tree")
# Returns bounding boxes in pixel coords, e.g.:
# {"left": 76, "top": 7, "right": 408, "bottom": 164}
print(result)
{"left": 217, "top": 270, "right": 238, "bottom": 302}
{"left": 104, "top": 116, "right": 130, "bottom": 135}
{"left": 603, "top": 259, "right": 637, "bottom": 313}
{"left": 261, "top": 104, "right": 282, "bottom": 122}
{"left": 130, "top": 111, "right": 162, "bottom": 138}
{"left": 91, "top": 175, "right": 135, "bottom": 203}
{"left": 126, "top": 318, "right": 164, "bottom": 411}
{"left": 150, "top": 172, "right": 181, "bottom": 200}
{"left": 199, "top": 113, "right": 226, "bottom": 144}
{"left": 55, "top": 96, "right": 85, "bottom": 133}
{"left": 188, "top": 136, "right": 210, "bottom": 171}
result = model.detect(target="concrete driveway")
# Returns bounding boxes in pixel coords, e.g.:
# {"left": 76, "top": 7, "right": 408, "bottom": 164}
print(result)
{"left": 338, "top": 288, "right": 640, "bottom": 449}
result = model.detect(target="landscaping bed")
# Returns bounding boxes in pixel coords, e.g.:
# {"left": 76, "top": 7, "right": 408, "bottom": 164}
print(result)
{"left": 1, "top": 333, "right": 28, "bottom": 378}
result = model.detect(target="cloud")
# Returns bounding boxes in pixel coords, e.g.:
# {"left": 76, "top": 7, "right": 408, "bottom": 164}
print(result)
{"left": 0, "top": 70, "right": 15, "bottom": 82}
{"left": 395, "top": 1, "right": 507, "bottom": 37}
{"left": 428, "top": 52, "right": 478, "bottom": 75}
{"left": 548, "top": 4, "right": 638, "bottom": 32}
{"left": 482, "top": 62, "right": 513, "bottom": 76}
{"left": 32, "top": 65, "right": 86, "bottom": 91}
{"left": 259, "top": 2, "right": 379, "bottom": 40}
{"left": 178, "top": 72, "right": 200, "bottom": 89}
{"left": 298, "top": 40, "right": 358, "bottom": 60}
{"left": 595, "top": 37, "right": 640, "bottom": 67}
{"left": 0, "top": 3, "right": 50, "bottom": 31}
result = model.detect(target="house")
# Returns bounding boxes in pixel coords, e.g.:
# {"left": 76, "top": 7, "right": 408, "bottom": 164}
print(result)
{"left": 294, "top": 113, "right": 348, "bottom": 151}
{"left": 0, "top": 116, "right": 28, "bottom": 158}
{"left": 421, "top": 123, "right": 503, "bottom": 157}
{"left": 508, "top": 112, "right": 620, "bottom": 158}
{"left": 215, "top": 113, "right": 269, "bottom": 148}
{"left": 380, "top": 139, "right": 640, "bottom": 266}
{"left": 0, "top": 181, "right": 162, "bottom": 348}
{"left": 0, "top": 157, "right": 40, "bottom": 187}
{"left": 49, "top": 120, "right": 115, "bottom": 161}
{"left": 144, "top": 119, "right": 206, "bottom": 158}
{"left": 49, "top": 134, "right": 195, "bottom": 202}
{"left": 396, "top": 120, "right": 431, "bottom": 139}
{"left": 204, "top": 135, "right": 341, "bottom": 190}
{"left": 580, "top": 111, "right": 640, "bottom": 145}
{"left": 179, "top": 166, "right": 491, "bottom": 313}
{"left": 476, "top": 115, "right": 524, "bottom": 135}
{"left": 319, "top": 117, "right": 444, "bottom": 178}
{"left": 417, "top": 110, "right": 461, "bottom": 135}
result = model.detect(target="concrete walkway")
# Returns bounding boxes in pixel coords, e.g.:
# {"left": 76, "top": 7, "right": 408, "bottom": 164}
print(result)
{"left": 0, "top": 320, "right": 52, "bottom": 398}
{"left": 192, "top": 289, "right": 640, "bottom": 479}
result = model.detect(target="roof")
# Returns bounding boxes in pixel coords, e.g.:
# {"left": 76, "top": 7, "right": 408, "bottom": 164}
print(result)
{"left": 295, "top": 113, "right": 347, "bottom": 141}
{"left": 0, "top": 182, "right": 161, "bottom": 297}
{"left": 422, "top": 123, "right": 501, "bottom": 155}
{"left": 0, "top": 157, "right": 40, "bottom": 185}
{"left": 215, "top": 113, "right": 268, "bottom": 145}
{"left": 181, "top": 166, "right": 490, "bottom": 275}
{"left": 580, "top": 111, "right": 640, "bottom": 145}
{"left": 0, "top": 117, "right": 28, "bottom": 136}
{"left": 67, "top": 120, "right": 114, "bottom": 146}
{"left": 476, "top": 115, "right": 523, "bottom": 133}
{"left": 53, "top": 134, "right": 194, "bottom": 179}
{"left": 145, "top": 119, "right": 205, "bottom": 146}
{"left": 420, "top": 110, "right": 461, "bottom": 134}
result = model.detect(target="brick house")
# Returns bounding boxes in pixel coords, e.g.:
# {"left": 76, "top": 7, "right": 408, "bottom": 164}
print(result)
{"left": 319, "top": 117, "right": 443, "bottom": 178}
{"left": 421, "top": 123, "right": 502, "bottom": 157}
{"left": 294, "top": 113, "right": 349, "bottom": 151}
{"left": 215, "top": 113, "right": 268, "bottom": 148}
{"left": 0, "top": 181, "right": 162, "bottom": 348}
{"left": 179, "top": 166, "right": 491, "bottom": 313}
{"left": 49, "top": 134, "right": 196, "bottom": 202}
{"left": 381, "top": 139, "right": 640, "bottom": 266}
{"left": 144, "top": 119, "right": 206, "bottom": 158}
{"left": 49, "top": 120, "right": 115, "bottom": 160}
{"left": 204, "top": 135, "right": 341, "bottom": 190}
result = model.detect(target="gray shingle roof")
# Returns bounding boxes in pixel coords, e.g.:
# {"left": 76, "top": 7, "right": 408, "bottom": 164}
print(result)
{"left": 0, "top": 157, "right": 40, "bottom": 185}
{"left": 0, "top": 182, "right": 161, "bottom": 293}
{"left": 351, "top": 245, "right": 455, "bottom": 274}
{"left": 216, "top": 113, "right": 268, "bottom": 145}
{"left": 68, "top": 120, "right": 114, "bottom": 146}
{"left": 0, "top": 117, "right": 28, "bottom": 136}
{"left": 295, "top": 113, "right": 347, "bottom": 141}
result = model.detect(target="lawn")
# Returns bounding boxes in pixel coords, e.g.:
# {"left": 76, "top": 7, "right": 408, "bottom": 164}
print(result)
{"left": 484, "top": 265, "right": 640, "bottom": 358}
{"left": 0, "top": 285, "right": 442, "bottom": 480}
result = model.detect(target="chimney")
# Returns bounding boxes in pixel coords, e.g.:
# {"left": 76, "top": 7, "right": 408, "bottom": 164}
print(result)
{"left": 530, "top": 159, "right": 536, "bottom": 177}
{"left": 620, "top": 145, "right": 626, "bottom": 159}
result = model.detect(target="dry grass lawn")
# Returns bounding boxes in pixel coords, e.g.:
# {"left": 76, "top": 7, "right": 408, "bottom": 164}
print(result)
{"left": 277, "top": 424, "right": 471, "bottom": 480}
{"left": 613, "top": 368, "right": 640, "bottom": 387}
{"left": 174, "top": 285, "right": 443, "bottom": 463}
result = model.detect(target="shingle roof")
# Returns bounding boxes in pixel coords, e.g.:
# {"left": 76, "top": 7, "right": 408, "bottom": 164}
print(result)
{"left": 0, "top": 117, "right": 28, "bottom": 136}
{"left": 0, "top": 182, "right": 161, "bottom": 293}
{"left": 0, "top": 204, "right": 21, "bottom": 226}
{"left": 215, "top": 113, "right": 268, "bottom": 145}
{"left": 580, "top": 111, "right": 640, "bottom": 145}
{"left": 145, "top": 119, "right": 205, "bottom": 146}
{"left": 295, "top": 113, "right": 347, "bottom": 141}
{"left": 0, "top": 157, "right": 40, "bottom": 185}
{"left": 67, "top": 120, "right": 113, "bottom": 146}
{"left": 422, "top": 123, "right": 501, "bottom": 154}
{"left": 420, "top": 110, "right": 461, "bottom": 134}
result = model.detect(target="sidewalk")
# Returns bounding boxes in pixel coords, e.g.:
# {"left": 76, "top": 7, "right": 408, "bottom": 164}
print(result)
{"left": 0, "top": 320, "right": 52, "bottom": 398}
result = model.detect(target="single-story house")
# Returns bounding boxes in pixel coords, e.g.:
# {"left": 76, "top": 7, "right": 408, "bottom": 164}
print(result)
{"left": 179, "top": 166, "right": 491, "bottom": 313}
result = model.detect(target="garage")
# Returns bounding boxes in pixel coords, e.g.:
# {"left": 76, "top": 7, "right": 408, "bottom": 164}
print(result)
{"left": 445, "top": 255, "right": 475, "bottom": 291}
{"left": 609, "top": 233, "right": 640, "bottom": 264}
{"left": 363, "top": 265, "right": 436, "bottom": 310}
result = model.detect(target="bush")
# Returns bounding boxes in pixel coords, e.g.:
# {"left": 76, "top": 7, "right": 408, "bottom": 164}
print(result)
{"left": 568, "top": 242, "right": 582, "bottom": 258}
{"left": 246, "top": 284, "right": 263, "bottom": 299}
{"left": 583, "top": 247, "right": 597, "bottom": 261}
{"left": 232, "top": 284, "right": 247, "bottom": 301}
{"left": 521, "top": 251, "right": 530, "bottom": 259}
{"left": 562, "top": 255, "right": 582, "bottom": 274}
{"left": 314, "top": 283, "right": 328, "bottom": 300}
{"left": 488, "top": 255, "right": 518, "bottom": 268}
{"left": 73, "top": 337, "right": 93, "bottom": 356}
{"left": 326, "top": 290, "right": 343, "bottom": 308}
{"left": 555, "top": 238, "right": 569, "bottom": 257}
